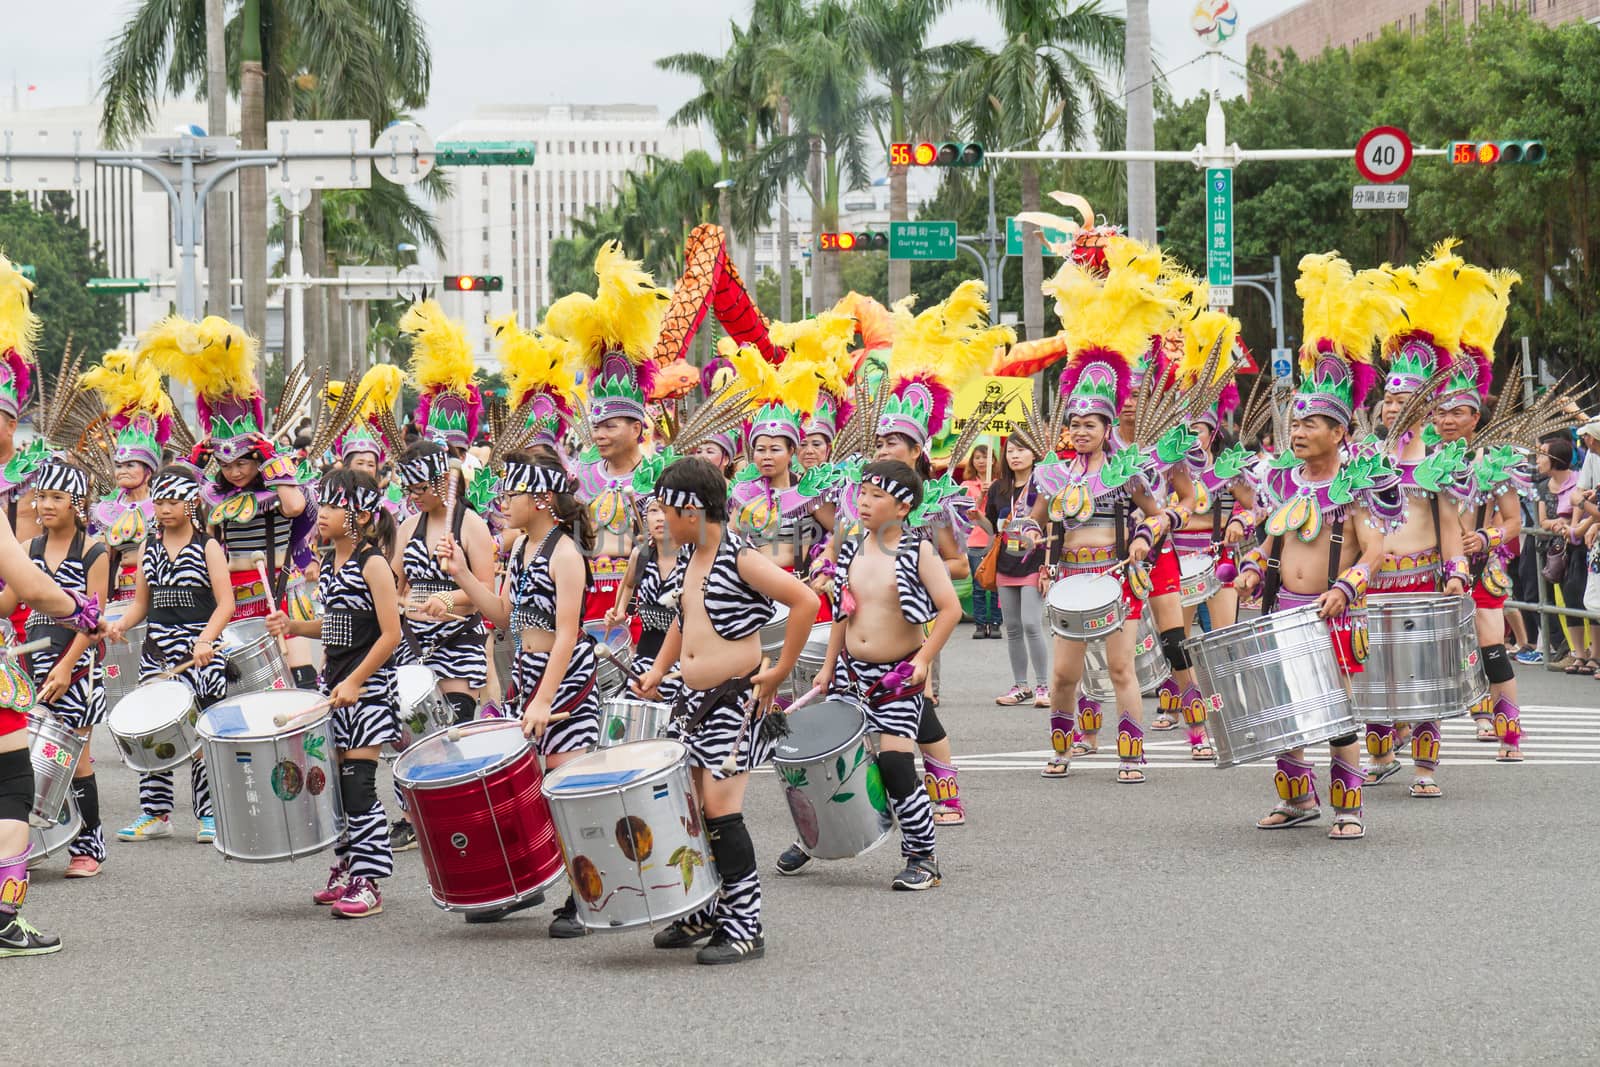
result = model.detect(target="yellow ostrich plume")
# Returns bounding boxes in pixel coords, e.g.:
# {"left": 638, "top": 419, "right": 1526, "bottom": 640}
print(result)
{"left": 400, "top": 299, "right": 474, "bottom": 396}
{"left": 1048, "top": 247, "right": 1175, "bottom": 362}
{"left": 1385, "top": 239, "right": 1484, "bottom": 354}
{"left": 1295, "top": 252, "right": 1402, "bottom": 373}
{"left": 719, "top": 336, "right": 777, "bottom": 402}
{"left": 491, "top": 312, "right": 578, "bottom": 403}
{"left": 79, "top": 349, "right": 173, "bottom": 419}
{"left": 1460, "top": 266, "right": 1520, "bottom": 355}
{"left": 141, "top": 314, "right": 259, "bottom": 400}
{"left": 544, "top": 242, "right": 669, "bottom": 368}
{"left": 768, "top": 311, "right": 855, "bottom": 398}
{"left": 1178, "top": 310, "right": 1240, "bottom": 386}
{"left": 327, "top": 363, "right": 405, "bottom": 422}
{"left": 886, "top": 279, "right": 1014, "bottom": 392}
{"left": 0, "top": 253, "right": 41, "bottom": 362}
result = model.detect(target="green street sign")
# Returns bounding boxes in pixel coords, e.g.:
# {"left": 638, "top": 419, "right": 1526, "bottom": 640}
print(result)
{"left": 1005, "top": 217, "right": 1072, "bottom": 257}
{"left": 1205, "top": 167, "right": 1233, "bottom": 288}
{"left": 87, "top": 278, "right": 151, "bottom": 294}
{"left": 435, "top": 141, "right": 537, "bottom": 167}
{"left": 15, "top": 265, "right": 35, "bottom": 280}
{"left": 888, "top": 220, "right": 957, "bottom": 261}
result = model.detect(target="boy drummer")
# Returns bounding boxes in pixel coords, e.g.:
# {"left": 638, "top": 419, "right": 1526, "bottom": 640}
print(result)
{"left": 787, "top": 460, "right": 961, "bottom": 889}
{"left": 633, "top": 458, "right": 818, "bottom": 964}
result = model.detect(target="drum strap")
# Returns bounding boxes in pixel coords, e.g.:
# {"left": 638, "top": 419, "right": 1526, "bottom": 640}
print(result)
{"left": 1114, "top": 497, "right": 1127, "bottom": 561}
{"left": 1470, "top": 502, "right": 1489, "bottom": 582}
{"left": 1260, "top": 517, "right": 1344, "bottom": 615}
{"left": 532, "top": 527, "right": 592, "bottom": 624}
{"left": 1429, "top": 492, "right": 1442, "bottom": 559}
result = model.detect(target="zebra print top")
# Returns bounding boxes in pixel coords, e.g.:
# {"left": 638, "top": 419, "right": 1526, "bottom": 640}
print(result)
{"left": 402, "top": 510, "right": 482, "bottom": 638}
{"left": 836, "top": 530, "right": 937, "bottom": 625}
{"left": 317, "top": 546, "right": 383, "bottom": 652}
{"left": 631, "top": 543, "right": 677, "bottom": 633}
{"left": 508, "top": 528, "right": 570, "bottom": 634}
{"left": 143, "top": 531, "right": 217, "bottom": 625}
{"left": 28, "top": 533, "right": 106, "bottom": 652}
{"left": 668, "top": 531, "right": 774, "bottom": 641}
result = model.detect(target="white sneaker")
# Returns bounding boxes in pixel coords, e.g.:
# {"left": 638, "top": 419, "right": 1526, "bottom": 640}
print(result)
{"left": 116, "top": 814, "right": 173, "bottom": 841}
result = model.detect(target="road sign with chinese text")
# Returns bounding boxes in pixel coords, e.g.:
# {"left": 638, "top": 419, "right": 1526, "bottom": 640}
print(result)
{"left": 1206, "top": 168, "right": 1233, "bottom": 289}
{"left": 888, "top": 221, "right": 957, "bottom": 261}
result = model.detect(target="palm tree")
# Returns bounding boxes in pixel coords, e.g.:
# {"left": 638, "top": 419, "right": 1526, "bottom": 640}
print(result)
{"left": 100, "top": 0, "right": 432, "bottom": 365}
{"left": 742, "top": 0, "right": 808, "bottom": 319}
{"left": 1124, "top": 0, "right": 1157, "bottom": 243}
{"left": 946, "top": 0, "right": 1125, "bottom": 340}
{"left": 849, "top": 0, "right": 983, "bottom": 303}
{"left": 749, "top": 0, "right": 883, "bottom": 311}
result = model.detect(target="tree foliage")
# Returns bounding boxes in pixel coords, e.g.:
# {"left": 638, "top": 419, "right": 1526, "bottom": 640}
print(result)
{"left": 0, "top": 193, "right": 126, "bottom": 383}
{"left": 1155, "top": 9, "right": 1600, "bottom": 372}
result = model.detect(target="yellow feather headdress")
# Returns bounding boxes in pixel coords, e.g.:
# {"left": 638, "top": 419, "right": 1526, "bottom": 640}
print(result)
{"left": 878, "top": 280, "right": 1015, "bottom": 446}
{"left": 0, "top": 252, "right": 42, "bottom": 366}
{"left": 401, "top": 299, "right": 480, "bottom": 447}
{"left": 492, "top": 312, "right": 579, "bottom": 446}
{"left": 544, "top": 242, "right": 670, "bottom": 425}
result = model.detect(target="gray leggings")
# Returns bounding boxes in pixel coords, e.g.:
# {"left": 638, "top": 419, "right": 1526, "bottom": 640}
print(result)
{"left": 998, "top": 583, "right": 1049, "bottom": 687}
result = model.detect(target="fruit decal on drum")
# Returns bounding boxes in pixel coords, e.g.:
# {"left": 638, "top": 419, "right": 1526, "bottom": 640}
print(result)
{"left": 665, "top": 845, "right": 704, "bottom": 892}
{"left": 616, "top": 816, "right": 652, "bottom": 861}
{"left": 570, "top": 854, "right": 604, "bottom": 904}
{"left": 778, "top": 739, "right": 890, "bottom": 850}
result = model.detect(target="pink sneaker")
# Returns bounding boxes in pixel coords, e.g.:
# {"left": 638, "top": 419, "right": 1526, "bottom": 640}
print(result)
{"left": 994, "top": 684, "right": 1031, "bottom": 706}
{"left": 64, "top": 856, "right": 101, "bottom": 879}
{"left": 331, "top": 877, "right": 382, "bottom": 919}
{"left": 1033, "top": 686, "right": 1050, "bottom": 708}
{"left": 313, "top": 861, "right": 350, "bottom": 905}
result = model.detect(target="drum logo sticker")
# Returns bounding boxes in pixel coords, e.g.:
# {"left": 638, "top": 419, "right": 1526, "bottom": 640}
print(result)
{"left": 1207, "top": 694, "right": 1225, "bottom": 713}
{"left": 306, "top": 766, "right": 327, "bottom": 796}
{"left": 38, "top": 741, "right": 74, "bottom": 772}
{"left": 105, "top": 664, "right": 122, "bottom": 680}
{"left": 450, "top": 832, "right": 468, "bottom": 850}
{"left": 1465, "top": 650, "right": 1479, "bottom": 668}
{"left": 271, "top": 760, "right": 304, "bottom": 801}
{"left": 1138, "top": 635, "right": 1155, "bottom": 654}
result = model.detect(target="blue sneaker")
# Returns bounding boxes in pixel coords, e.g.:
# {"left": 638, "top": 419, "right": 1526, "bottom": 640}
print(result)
{"left": 1514, "top": 649, "right": 1543, "bottom": 665}
{"left": 195, "top": 816, "right": 216, "bottom": 844}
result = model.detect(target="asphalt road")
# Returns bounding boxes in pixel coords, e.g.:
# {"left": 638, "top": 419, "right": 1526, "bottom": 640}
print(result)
{"left": 19, "top": 627, "right": 1600, "bottom": 1065}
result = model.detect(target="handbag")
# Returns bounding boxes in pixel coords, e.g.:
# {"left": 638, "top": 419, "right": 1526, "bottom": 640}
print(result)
{"left": 975, "top": 540, "right": 1001, "bottom": 591}
{"left": 1542, "top": 537, "right": 1569, "bottom": 584}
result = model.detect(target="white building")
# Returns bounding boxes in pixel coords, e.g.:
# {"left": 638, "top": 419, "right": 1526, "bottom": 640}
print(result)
{"left": 0, "top": 99, "right": 240, "bottom": 343}
{"left": 435, "top": 104, "right": 703, "bottom": 362}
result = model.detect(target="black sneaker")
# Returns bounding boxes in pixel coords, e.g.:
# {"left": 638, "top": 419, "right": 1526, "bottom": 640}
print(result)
{"left": 652, "top": 917, "right": 716, "bottom": 949}
{"left": 891, "top": 856, "right": 941, "bottom": 891}
{"left": 774, "top": 843, "right": 812, "bottom": 876}
{"left": 696, "top": 930, "right": 765, "bottom": 965}
{"left": 463, "top": 892, "right": 544, "bottom": 925}
{"left": 0, "top": 914, "right": 62, "bottom": 957}
{"left": 390, "top": 819, "right": 418, "bottom": 853}
{"left": 548, "top": 900, "right": 587, "bottom": 939}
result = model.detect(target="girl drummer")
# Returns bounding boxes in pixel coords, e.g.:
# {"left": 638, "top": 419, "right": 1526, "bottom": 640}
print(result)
{"left": 266, "top": 469, "right": 402, "bottom": 919}
{"left": 606, "top": 494, "right": 679, "bottom": 698}
{"left": 104, "top": 465, "right": 234, "bottom": 844}
{"left": 0, "top": 456, "right": 111, "bottom": 876}
{"left": 444, "top": 450, "right": 602, "bottom": 937}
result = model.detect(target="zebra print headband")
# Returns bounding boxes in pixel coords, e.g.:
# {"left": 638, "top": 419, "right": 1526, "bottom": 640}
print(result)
{"left": 320, "top": 481, "right": 382, "bottom": 514}
{"left": 33, "top": 457, "right": 89, "bottom": 499}
{"left": 499, "top": 462, "right": 574, "bottom": 496}
{"left": 397, "top": 450, "right": 449, "bottom": 488}
{"left": 150, "top": 473, "right": 201, "bottom": 502}
{"left": 863, "top": 470, "right": 917, "bottom": 506}
{"left": 656, "top": 487, "right": 705, "bottom": 511}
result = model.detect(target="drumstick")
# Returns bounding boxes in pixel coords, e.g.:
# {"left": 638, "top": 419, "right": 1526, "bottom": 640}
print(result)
{"left": 0, "top": 637, "right": 53, "bottom": 659}
{"left": 156, "top": 658, "right": 197, "bottom": 679}
{"left": 720, "top": 657, "right": 771, "bottom": 775}
{"left": 405, "top": 607, "right": 470, "bottom": 623}
{"left": 271, "top": 698, "right": 334, "bottom": 728}
{"left": 596, "top": 643, "right": 642, "bottom": 681}
{"left": 785, "top": 684, "right": 827, "bottom": 714}
{"left": 434, "top": 462, "right": 462, "bottom": 558}
{"left": 446, "top": 711, "right": 571, "bottom": 743}
{"left": 252, "top": 552, "right": 292, "bottom": 657}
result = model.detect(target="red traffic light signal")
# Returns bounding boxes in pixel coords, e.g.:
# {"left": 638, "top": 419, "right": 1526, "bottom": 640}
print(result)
{"left": 444, "top": 274, "right": 503, "bottom": 292}
{"left": 1450, "top": 140, "right": 1546, "bottom": 166}
{"left": 820, "top": 232, "right": 886, "bottom": 252}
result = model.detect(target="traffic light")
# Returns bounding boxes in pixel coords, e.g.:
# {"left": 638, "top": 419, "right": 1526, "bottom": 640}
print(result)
{"left": 444, "top": 275, "right": 503, "bottom": 292}
{"left": 819, "top": 232, "right": 888, "bottom": 252}
{"left": 890, "top": 142, "right": 985, "bottom": 168}
{"left": 1450, "top": 140, "right": 1546, "bottom": 165}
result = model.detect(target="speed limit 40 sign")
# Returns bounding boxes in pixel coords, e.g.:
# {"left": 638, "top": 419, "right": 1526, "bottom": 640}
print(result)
{"left": 1355, "top": 126, "right": 1413, "bottom": 184}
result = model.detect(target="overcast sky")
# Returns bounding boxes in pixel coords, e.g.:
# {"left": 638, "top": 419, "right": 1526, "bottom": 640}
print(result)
{"left": 7, "top": 0, "right": 1304, "bottom": 133}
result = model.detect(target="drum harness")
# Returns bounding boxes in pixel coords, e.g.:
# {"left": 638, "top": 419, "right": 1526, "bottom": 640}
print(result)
{"left": 506, "top": 528, "right": 595, "bottom": 716}
{"left": 401, "top": 502, "right": 479, "bottom": 662}
{"left": 25, "top": 532, "right": 106, "bottom": 687}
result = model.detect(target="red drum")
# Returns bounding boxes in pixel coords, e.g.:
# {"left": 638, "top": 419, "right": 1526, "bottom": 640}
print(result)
{"left": 392, "top": 720, "right": 565, "bottom": 914}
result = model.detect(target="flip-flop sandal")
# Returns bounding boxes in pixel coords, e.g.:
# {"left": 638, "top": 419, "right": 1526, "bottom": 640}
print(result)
{"left": 1190, "top": 743, "right": 1216, "bottom": 761}
{"left": 1040, "top": 757, "right": 1071, "bottom": 779}
{"left": 1069, "top": 741, "right": 1098, "bottom": 757}
{"left": 1328, "top": 814, "right": 1365, "bottom": 840}
{"left": 1116, "top": 765, "right": 1146, "bottom": 784}
{"left": 1475, "top": 722, "right": 1498, "bottom": 742}
{"left": 1363, "top": 760, "right": 1404, "bottom": 786}
{"left": 1409, "top": 776, "right": 1443, "bottom": 799}
{"left": 1150, "top": 715, "right": 1180, "bottom": 732}
{"left": 932, "top": 805, "right": 965, "bottom": 826}
{"left": 1496, "top": 749, "right": 1524, "bottom": 763}
{"left": 1257, "top": 802, "right": 1320, "bottom": 829}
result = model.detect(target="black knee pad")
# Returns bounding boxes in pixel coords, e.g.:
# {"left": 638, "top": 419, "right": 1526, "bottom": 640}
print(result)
{"left": 291, "top": 665, "right": 319, "bottom": 689}
{"left": 705, "top": 812, "right": 755, "bottom": 882}
{"left": 72, "top": 774, "right": 100, "bottom": 829}
{"left": 1482, "top": 643, "right": 1514, "bottom": 684}
{"left": 1159, "top": 628, "right": 1192, "bottom": 671}
{"left": 444, "top": 691, "right": 477, "bottom": 724}
{"left": 877, "top": 749, "right": 920, "bottom": 800}
{"left": 1329, "top": 733, "right": 1359, "bottom": 749}
{"left": 339, "top": 758, "right": 379, "bottom": 813}
{"left": 0, "top": 748, "right": 30, "bottom": 824}
{"left": 916, "top": 700, "right": 946, "bottom": 745}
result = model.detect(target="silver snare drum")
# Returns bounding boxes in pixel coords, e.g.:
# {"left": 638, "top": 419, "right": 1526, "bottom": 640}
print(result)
{"left": 1047, "top": 572, "right": 1128, "bottom": 641}
{"left": 108, "top": 680, "right": 203, "bottom": 772}
{"left": 1185, "top": 605, "right": 1358, "bottom": 768}
{"left": 1457, "top": 596, "right": 1489, "bottom": 714}
{"left": 597, "top": 698, "right": 672, "bottom": 748}
{"left": 772, "top": 698, "right": 893, "bottom": 861}
{"left": 1081, "top": 612, "right": 1172, "bottom": 701}
{"left": 385, "top": 664, "right": 454, "bottom": 758}
{"left": 198, "top": 691, "right": 343, "bottom": 862}
{"left": 218, "top": 619, "right": 292, "bottom": 697}
{"left": 759, "top": 601, "right": 792, "bottom": 658}
{"left": 788, "top": 621, "right": 834, "bottom": 697}
{"left": 542, "top": 739, "right": 720, "bottom": 932}
{"left": 584, "top": 622, "right": 634, "bottom": 699}
{"left": 26, "top": 713, "right": 84, "bottom": 831}
{"left": 28, "top": 793, "right": 80, "bottom": 866}
{"left": 99, "top": 604, "right": 146, "bottom": 708}
{"left": 1351, "top": 594, "right": 1473, "bottom": 724}
{"left": 1178, "top": 553, "right": 1220, "bottom": 607}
